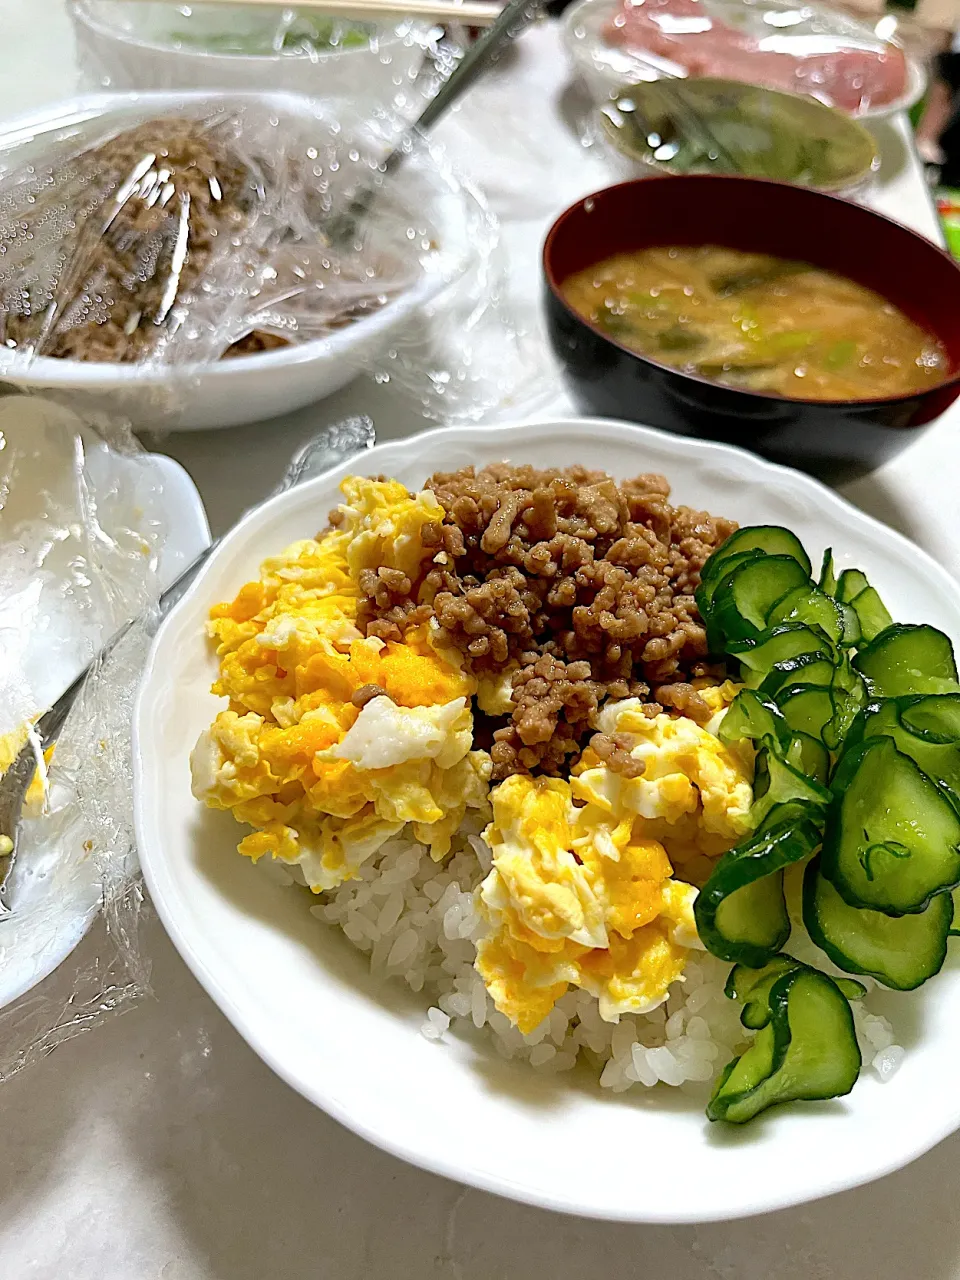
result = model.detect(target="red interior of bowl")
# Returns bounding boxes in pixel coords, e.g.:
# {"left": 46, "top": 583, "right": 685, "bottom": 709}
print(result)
{"left": 543, "top": 175, "right": 960, "bottom": 375}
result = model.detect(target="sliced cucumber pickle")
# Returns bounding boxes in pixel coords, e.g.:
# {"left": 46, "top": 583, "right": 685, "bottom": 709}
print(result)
{"left": 804, "top": 857, "right": 953, "bottom": 990}
{"left": 749, "top": 747, "right": 831, "bottom": 832}
{"left": 725, "top": 954, "right": 865, "bottom": 1029}
{"left": 713, "top": 555, "right": 813, "bottom": 643}
{"left": 775, "top": 684, "right": 836, "bottom": 741}
{"left": 859, "top": 695, "right": 960, "bottom": 814}
{"left": 707, "top": 969, "right": 861, "bottom": 1124}
{"left": 718, "top": 689, "right": 789, "bottom": 750}
{"left": 759, "top": 654, "right": 837, "bottom": 698}
{"left": 767, "top": 586, "right": 846, "bottom": 647}
{"left": 701, "top": 526, "right": 812, "bottom": 590}
{"left": 854, "top": 624, "right": 960, "bottom": 698}
{"left": 733, "top": 623, "right": 833, "bottom": 690}
{"left": 836, "top": 568, "right": 893, "bottom": 645}
{"left": 822, "top": 737, "right": 960, "bottom": 914}
{"left": 695, "top": 819, "right": 821, "bottom": 966}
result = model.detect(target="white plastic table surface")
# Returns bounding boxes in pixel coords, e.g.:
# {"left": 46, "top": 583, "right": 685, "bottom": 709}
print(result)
{"left": 3, "top": 6, "right": 960, "bottom": 1278}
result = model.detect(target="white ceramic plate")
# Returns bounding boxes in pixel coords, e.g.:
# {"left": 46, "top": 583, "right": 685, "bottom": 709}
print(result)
{"left": 0, "top": 404, "right": 210, "bottom": 1010}
{"left": 135, "top": 417, "right": 960, "bottom": 1223}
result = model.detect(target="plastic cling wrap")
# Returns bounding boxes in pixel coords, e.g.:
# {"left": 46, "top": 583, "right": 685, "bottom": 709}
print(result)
{"left": 70, "top": 1, "right": 457, "bottom": 125}
{"left": 565, "top": 0, "right": 922, "bottom": 119}
{"left": 0, "top": 97, "right": 434, "bottom": 371}
{"left": 0, "top": 394, "right": 180, "bottom": 1080}
{"left": 596, "top": 78, "right": 880, "bottom": 189}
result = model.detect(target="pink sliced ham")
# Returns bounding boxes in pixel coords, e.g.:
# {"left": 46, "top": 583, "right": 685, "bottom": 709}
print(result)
{"left": 604, "top": 0, "right": 908, "bottom": 113}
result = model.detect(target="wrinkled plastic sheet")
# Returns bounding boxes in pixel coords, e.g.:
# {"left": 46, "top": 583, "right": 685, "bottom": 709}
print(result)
{"left": 568, "top": 0, "right": 917, "bottom": 118}
{"left": 0, "top": 394, "right": 162, "bottom": 1080}
{"left": 71, "top": 1, "right": 462, "bottom": 126}
{"left": 0, "top": 88, "right": 551, "bottom": 427}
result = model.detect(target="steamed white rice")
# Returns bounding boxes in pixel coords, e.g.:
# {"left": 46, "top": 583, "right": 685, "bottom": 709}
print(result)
{"left": 285, "top": 822, "right": 903, "bottom": 1092}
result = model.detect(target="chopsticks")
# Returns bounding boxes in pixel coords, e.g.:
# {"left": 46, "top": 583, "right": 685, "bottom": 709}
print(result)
{"left": 123, "top": 0, "right": 507, "bottom": 25}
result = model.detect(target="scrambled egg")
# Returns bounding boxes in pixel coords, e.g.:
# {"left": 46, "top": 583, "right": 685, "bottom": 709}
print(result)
{"left": 0, "top": 725, "right": 28, "bottom": 774}
{"left": 193, "top": 474, "right": 756, "bottom": 1039}
{"left": 474, "top": 688, "right": 754, "bottom": 1034}
{"left": 574, "top": 687, "right": 753, "bottom": 868}
{"left": 191, "top": 477, "right": 491, "bottom": 891}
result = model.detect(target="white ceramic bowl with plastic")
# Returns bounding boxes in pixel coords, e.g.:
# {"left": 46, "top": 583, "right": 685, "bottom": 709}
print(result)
{"left": 70, "top": 1, "right": 429, "bottom": 115}
{"left": 0, "top": 91, "right": 490, "bottom": 432}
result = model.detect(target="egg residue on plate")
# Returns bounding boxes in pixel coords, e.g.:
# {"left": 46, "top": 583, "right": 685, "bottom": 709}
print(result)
{"left": 191, "top": 476, "right": 492, "bottom": 891}
{"left": 473, "top": 691, "right": 753, "bottom": 1034}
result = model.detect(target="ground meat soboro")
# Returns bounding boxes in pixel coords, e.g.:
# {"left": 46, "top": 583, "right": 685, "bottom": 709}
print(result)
{"left": 358, "top": 463, "right": 737, "bottom": 778}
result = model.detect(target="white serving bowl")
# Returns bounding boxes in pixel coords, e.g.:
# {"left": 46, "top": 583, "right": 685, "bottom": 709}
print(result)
{"left": 70, "top": 1, "right": 429, "bottom": 117}
{"left": 0, "top": 91, "right": 489, "bottom": 431}
{"left": 135, "top": 416, "right": 960, "bottom": 1223}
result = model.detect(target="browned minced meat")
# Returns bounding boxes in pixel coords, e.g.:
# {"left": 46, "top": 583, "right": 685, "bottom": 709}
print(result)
{"left": 358, "top": 463, "right": 737, "bottom": 778}
{"left": 224, "top": 330, "right": 293, "bottom": 358}
{"left": 1, "top": 118, "right": 258, "bottom": 363}
{"left": 351, "top": 683, "right": 387, "bottom": 709}
{"left": 587, "top": 731, "right": 646, "bottom": 779}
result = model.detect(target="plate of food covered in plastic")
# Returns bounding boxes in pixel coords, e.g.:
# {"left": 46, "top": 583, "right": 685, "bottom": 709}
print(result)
{"left": 0, "top": 394, "right": 209, "bottom": 1010}
{"left": 563, "top": 0, "right": 925, "bottom": 122}
{"left": 134, "top": 415, "right": 960, "bottom": 1222}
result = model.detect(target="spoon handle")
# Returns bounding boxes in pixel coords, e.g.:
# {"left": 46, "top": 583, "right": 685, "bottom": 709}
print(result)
{"left": 411, "top": 0, "right": 544, "bottom": 137}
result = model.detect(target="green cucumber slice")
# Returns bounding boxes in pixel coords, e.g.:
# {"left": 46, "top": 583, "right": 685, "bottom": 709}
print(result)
{"left": 836, "top": 568, "right": 893, "bottom": 645}
{"left": 785, "top": 731, "right": 830, "bottom": 785}
{"left": 822, "top": 737, "right": 960, "bottom": 914}
{"left": 707, "top": 968, "right": 861, "bottom": 1124}
{"left": 767, "top": 586, "right": 846, "bottom": 646}
{"left": 775, "top": 684, "right": 836, "bottom": 741}
{"left": 749, "top": 746, "right": 831, "bottom": 832}
{"left": 694, "top": 818, "right": 822, "bottom": 966}
{"left": 718, "top": 689, "right": 789, "bottom": 750}
{"left": 835, "top": 569, "right": 870, "bottom": 604}
{"left": 822, "top": 669, "right": 866, "bottom": 753}
{"left": 713, "top": 555, "right": 814, "bottom": 644}
{"left": 701, "top": 526, "right": 812, "bottom": 590}
{"left": 838, "top": 600, "right": 862, "bottom": 648}
{"left": 819, "top": 548, "right": 838, "bottom": 597}
{"left": 850, "top": 588, "right": 894, "bottom": 645}
{"left": 803, "top": 857, "right": 953, "bottom": 990}
{"left": 696, "top": 550, "right": 763, "bottom": 622}
{"left": 728, "top": 956, "right": 801, "bottom": 1030}
{"left": 732, "top": 623, "right": 833, "bottom": 690}
{"left": 854, "top": 624, "right": 960, "bottom": 698}
{"left": 725, "top": 954, "right": 865, "bottom": 1028}
{"left": 759, "top": 654, "right": 837, "bottom": 698}
{"left": 860, "top": 695, "right": 960, "bottom": 814}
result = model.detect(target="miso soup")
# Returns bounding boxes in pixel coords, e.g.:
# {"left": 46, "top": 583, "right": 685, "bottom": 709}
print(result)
{"left": 561, "top": 246, "right": 947, "bottom": 401}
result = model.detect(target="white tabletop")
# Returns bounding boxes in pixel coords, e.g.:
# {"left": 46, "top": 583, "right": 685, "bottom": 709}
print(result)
{"left": 4, "top": 5, "right": 960, "bottom": 1278}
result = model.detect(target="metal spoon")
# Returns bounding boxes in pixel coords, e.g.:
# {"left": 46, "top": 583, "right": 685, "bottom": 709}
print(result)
{"left": 327, "top": 0, "right": 543, "bottom": 242}
{"left": 0, "top": 414, "right": 376, "bottom": 910}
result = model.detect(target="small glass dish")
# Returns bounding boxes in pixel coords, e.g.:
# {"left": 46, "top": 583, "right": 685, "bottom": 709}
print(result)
{"left": 600, "top": 78, "right": 880, "bottom": 192}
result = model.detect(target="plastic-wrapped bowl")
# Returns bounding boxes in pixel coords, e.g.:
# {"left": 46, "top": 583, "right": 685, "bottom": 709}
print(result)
{"left": 70, "top": 1, "right": 430, "bottom": 116}
{"left": 599, "top": 79, "right": 880, "bottom": 192}
{"left": 0, "top": 91, "right": 492, "bottom": 431}
{"left": 562, "top": 0, "right": 925, "bottom": 121}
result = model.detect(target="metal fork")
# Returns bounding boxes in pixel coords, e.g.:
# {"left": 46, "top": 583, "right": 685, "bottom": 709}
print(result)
{"left": 0, "top": 414, "right": 376, "bottom": 910}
